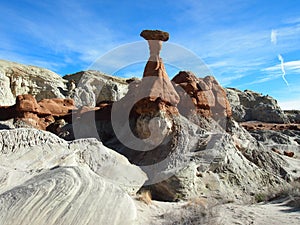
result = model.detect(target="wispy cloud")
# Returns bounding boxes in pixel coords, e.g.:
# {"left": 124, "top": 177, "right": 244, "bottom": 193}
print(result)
{"left": 263, "top": 60, "right": 300, "bottom": 73}
{"left": 277, "top": 54, "right": 289, "bottom": 85}
{"left": 248, "top": 59, "right": 300, "bottom": 87}
{"left": 271, "top": 29, "right": 277, "bottom": 45}
{"left": 0, "top": 0, "right": 120, "bottom": 73}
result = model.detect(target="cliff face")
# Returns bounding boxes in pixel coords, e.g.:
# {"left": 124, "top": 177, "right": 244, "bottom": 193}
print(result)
{"left": 226, "top": 88, "right": 289, "bottom": 123}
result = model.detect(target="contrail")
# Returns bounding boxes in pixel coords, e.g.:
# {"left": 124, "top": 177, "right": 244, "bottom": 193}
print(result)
{"left": 278, "top": 54, "right": 289, "bottom": 86}
{"left": 271, "top": 29, "right": 277, "bottom": 45}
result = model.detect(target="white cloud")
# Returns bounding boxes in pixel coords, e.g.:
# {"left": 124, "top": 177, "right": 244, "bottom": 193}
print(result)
{"left": 271, "top": 29, "right": 277, "bottom": 45}
{"left": 263, "top": 60, "right": 300, "bottom": 73}
{"left": 1, "top": 0, "right": 120, "bottom": 71}
{"left": 277, "top": 54, "right": 288, "bottom": 86}
{"left": 278, "top": 99, "right": 300, "bottom": 110}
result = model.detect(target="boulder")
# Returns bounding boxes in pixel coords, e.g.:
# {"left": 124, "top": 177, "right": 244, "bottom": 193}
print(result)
{"left": 0, "top": 59, "right": 67, "bottom": 106}
{"left": 226, "top": 88, "right": 289, "bottom": 123}
{"left": 38, "top": 98, "right": 75, "bottom": 116}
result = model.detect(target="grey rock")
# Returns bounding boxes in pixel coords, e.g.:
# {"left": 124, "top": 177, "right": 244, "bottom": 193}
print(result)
{"left": 0, "top": 59, "right": 67, "bottom": 106}
{"left": 63, "top": 71, "right": 130, "bottom": 107}
{"left": 0, "top": 166, "right": 137, "bottom": 225}
{"left": 0, "top": 119, "right": 14, "bottom": 130}
{"left": 226, "top": 88, "right": 289, "bottom": 123}
{"left": 0, "top": 129, "right": 147, "bottom": 195}
{"left": 146, "top": 118, "right": 293, "bottom": 202}
{"left": 284, "top": 110, "right": 300, "bottom": 123}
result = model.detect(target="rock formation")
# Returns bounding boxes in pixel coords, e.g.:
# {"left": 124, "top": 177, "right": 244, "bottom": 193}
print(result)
{"left": 0, "top": 29, "right": 299, "bottom": 224}
{"left": 285, "top": 110, "right": 300, "bottom": 123}
{"left": 64, "top": 71, "right": 130, "bottom": 107}
{"left": 226, "top": 88, "right": 289, "bottom": 123}
{"left": 107, "top": 29, "right": 180, "bottom": 158}
{"left": 241, "top": 121, "right": 300, "bottom": 166}
{"left": 137, "top": 29, "right": 179, "bottom": 107}
{"left": 0, "top": 59, "right": 67, "bottom": 106}
{"left": 0, "top": 129, "right": 147, "bottom": 224}
{"left": 0, "top": 94, "right": 75, "bottom": 130}
{"left": 173, "top": 71, "right": 232, "bottom": 120}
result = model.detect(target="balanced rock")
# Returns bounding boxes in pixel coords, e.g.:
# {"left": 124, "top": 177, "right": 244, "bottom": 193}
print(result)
{"left": 140, "top": 30, "right": 169, "bottom": 41}
{"left": 137, "top": 30, "right": 179, "bottom": 107}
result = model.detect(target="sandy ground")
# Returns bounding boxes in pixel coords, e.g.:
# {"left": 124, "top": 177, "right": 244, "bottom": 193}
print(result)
{"left": 218, "top": 198, "right": 300, "bottom": 225}
{"left": 135, "top": 198, "right": 300, "bottom": 225}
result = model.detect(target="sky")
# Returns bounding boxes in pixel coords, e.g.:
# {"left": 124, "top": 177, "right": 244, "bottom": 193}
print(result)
{"left": 1, "top": 0, "right": 300, "bottom": 109}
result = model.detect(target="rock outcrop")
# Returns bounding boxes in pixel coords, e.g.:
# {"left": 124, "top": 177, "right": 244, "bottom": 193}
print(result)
{"left": 0, "top": 166, "right": 137, "bottom": 225}
{"left": 104, "top": 30, "right": 180, "bottom": 162}
{"left": 226, "top": 88, "right": 289, "bottom": 123}
{"left": 241, "top": 121, "right": 300, "bottom": 164}
{"left": 0, "top": 94, "right": 75, "bottom": 130}
{"left": 0, "top": 128, "right": 147, "bottom": 224}
{"left": 0, "top": 59, "right": 67, "bottom": 106}
{"left": 146, "top": 118, "right": 294, "bottom": 202}
{"left": 285, "top": 110, "right": 300, "bottom": 123}
{"left": 173, "top": 71, "right": 232, "bottom": 120}
{"left": 63, "top": 71, "right": 130, "bottom": 107}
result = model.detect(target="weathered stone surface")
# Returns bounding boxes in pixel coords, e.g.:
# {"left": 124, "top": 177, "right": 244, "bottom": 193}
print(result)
{"left": 285, "top": 110, "right": 300, "bottom": 123}
{"left": 148, "top": 117, "right": 299, "bottom": 202}
{"left": 0, "top": 94, "right": 75, "bottom": 130}
{"left": 173, "top": 71, "right": 232, "bottom": 120}
{"left": 0, "top": 59, "right": 67, "bottom": 106}
{"left": 38, "top": 98, "right": 75, "bottom": 116}
{"left": 140, "top": 30, "right": 169, "bottom": 41}
{"left": 0, "top": 166, "right": 137, "bottom": 225}
{"left": 141, "top": 62, "right": 180, "bottom": 106}
{"left": 226, "top": 88, "right": 289, "bottom": 123}
{"left": 0, "top": 129, "right": 147, "bottom": 195}
{"left": 0, "top": 129, "right": 143, "bottom": 225}
{"left": 240, "top": 121, "right": 300, "bottom": 157}
{"left": 63, "top": 71, "right": 130, "bottom": 107}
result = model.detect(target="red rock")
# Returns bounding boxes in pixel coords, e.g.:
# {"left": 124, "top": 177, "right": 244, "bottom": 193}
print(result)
{"left": 15, "top": 94, "right": 40, "bottom": 113}
{"left": 140, "top": 30, "right": 169, "bottom": 41}
{"left": 172, "top": 71, "right": 232, "bottom": 119}
{"left": 38, "top": 98, "right": 75, "bottom": 116}
{"left": 283, "top": 151, "right": 294, "bottom": 157}
{"left": 0, "top": 94, "right": 76, "bottom": 130}
{"left": 117, "top": 29, "right": 180, "bottom": 118}
{"left": 271, "top": 148, "right": 282, "bottom": 154}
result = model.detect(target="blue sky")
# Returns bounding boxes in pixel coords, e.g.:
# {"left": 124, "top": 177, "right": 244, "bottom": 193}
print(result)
{"left": 1, "top": 0, "right": 300, "bottom": 109}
